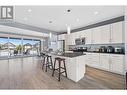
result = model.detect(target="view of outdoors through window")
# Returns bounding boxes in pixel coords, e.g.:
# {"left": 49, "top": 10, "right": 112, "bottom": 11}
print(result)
{"left": 0, "top": 37, "right": 41, "bottom": 59}
{"left": 0, "top": 37, "right": 8, "bottom": 58}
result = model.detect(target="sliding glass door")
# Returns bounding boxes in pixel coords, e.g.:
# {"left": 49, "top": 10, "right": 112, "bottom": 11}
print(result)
{"left": 32, "top": 40, "right": 41, "bottom": 55}
{"left": 23, "top": 39, "right": 41, "bottom": 56}
{"left": 9, "top": 38, "right": 22, "bottom": 58}
{"left": 0, "top": 36, "right": 41, "bottom": 59}
{"left": 23, "top": 39, "right": 33, "bottom": 56}
{"left": 0, "top": 37, "right": 9, "bottom": 59}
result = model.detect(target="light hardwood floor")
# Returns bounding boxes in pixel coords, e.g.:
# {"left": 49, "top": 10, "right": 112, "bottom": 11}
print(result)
{"left": 0, "top": 57, "right": 126, "bottom": 89}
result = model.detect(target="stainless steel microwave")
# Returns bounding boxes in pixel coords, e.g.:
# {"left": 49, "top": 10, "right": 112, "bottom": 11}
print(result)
{"left": 75, "top": 38, "right": 85, "bottom": 45}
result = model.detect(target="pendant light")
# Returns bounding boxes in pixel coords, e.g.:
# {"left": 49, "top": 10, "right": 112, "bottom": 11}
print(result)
{"left": 67, "top": 26, "right": 71, "bottom": 35}
{"left": 49, "top": 32, "right": 52, "bottom": 38}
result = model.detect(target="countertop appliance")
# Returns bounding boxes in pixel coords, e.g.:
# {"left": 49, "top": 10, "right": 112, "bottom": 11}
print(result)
{"left": 114, "top": 47, "right": 124, "bottom": 54}
{"left": 81, "top": 37, "right": 85, "bottom": 44}
{"left": 75, "top": 38, "right": 85, "bottom": 45}
{"left": 73, "top": 47, "right": 87, "bottom": 52}
{"left": 99, "top": 46, "right": 107, "bottom": 53}
{"left": 107, "top": 46, "right": 114, "bottom": 53}
{"left": 75, "top": 38, "right": 81, "bottom": 45}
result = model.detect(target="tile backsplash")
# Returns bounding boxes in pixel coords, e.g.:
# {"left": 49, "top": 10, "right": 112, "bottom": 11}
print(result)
{"left": 69, "top": 43, "right": 125, "bottom": 52}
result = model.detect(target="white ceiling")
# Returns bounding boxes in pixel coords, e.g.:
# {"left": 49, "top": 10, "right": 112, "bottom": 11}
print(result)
{"left": 14, "top": 6, "right": 125, "bottom": 33}
{"left": 0, "top": 25, "right": 49, "bottom": 38}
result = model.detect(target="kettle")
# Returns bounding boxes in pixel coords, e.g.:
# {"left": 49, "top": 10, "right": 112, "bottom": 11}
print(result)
{"left": 107, "top": 46, "right": 114, "bottom": 53}
{"left": 99, "top": 46, "right": 107, "bottom": 53}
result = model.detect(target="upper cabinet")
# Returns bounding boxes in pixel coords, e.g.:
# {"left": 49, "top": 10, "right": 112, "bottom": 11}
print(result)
{"left": 78, "top": 30, "right": 85, "bottom": 38}
{"left": 100, "top": 25, "right": 111, "bottom": 44}
{"left": 85, "top": 29, "right": 92, "bottom": 44}
{"left": 92, "top": 27, "right": 101, "bottom": 44}
{"left": 67, "top": 33, "right": 76, "bottom": 45}
{"left": 111, "top": 21, "right": 124, "bottom": 43}
{"left": 110, "top": 54, "right": 125, "bottom": 74}
{"left": 61, "top": 21, "right": 124, "bottom": 46}
{"left": 87, "top": 21, "right": 124, "bottom": 44}
{"left": 100, "top": 54, "right": 110, "bottom": 71}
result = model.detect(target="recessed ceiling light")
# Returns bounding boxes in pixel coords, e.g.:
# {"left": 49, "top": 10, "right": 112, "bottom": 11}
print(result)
{"left": 94, "top": 11, "right": 99, "bottom": 15}
{"left": 49, "top": 21, "right": 52, "bottom": 23}
{"left": 28, "top": 9, "right": 32, "bottom": 12}
{"left": 67, "top": 9, "right": 71, "bottom": 12}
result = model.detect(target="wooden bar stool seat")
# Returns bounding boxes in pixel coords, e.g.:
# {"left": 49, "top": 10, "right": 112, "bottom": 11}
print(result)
{"left": 52, "top": 57, "right": 67, "bottom": 81}
{"left": 42, "top": 54, "right": 53, "bottom": 72}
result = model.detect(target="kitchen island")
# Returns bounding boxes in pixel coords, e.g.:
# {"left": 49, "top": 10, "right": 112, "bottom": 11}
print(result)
{"left": 51, "top": 52, "right": 86, "bottom": 82}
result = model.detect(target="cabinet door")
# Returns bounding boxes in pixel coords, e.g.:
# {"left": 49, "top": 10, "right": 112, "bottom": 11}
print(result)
{"left": 78, "top": 30, "right": 83, "bottom": 38}
{"left": 86, "top": 53, "right": 100, "bottom": 68}
{"left": 100, "top": 54, "right": 110, "bottom": 71}
{"left": 86, "top": 53, "right": 92, "bottom": 66}
{"left": 100, "top": 25, "right": 111, "bottom": 44}
{"left": 67, "top": 33, "right": 74, "bottom": 45}
{"left": 92, "top": 27, "right": 101, "bottom": 44}
{"left": 75, "top": 31, "right": 80, "bottom": 39}
{"left": 85, "top": 29, "right": 92, "bottom": 44}
{"left": 71, "top": 33, "right": 76, "bottom": 45}
{"left": 110, "top": 55, "right": 124, "bottom": 74}
{"left": 66, "top": 34, "right": 71, "bottom": 45}
{"left": 111, "top": 21, "right": 124, "bottom": 43}
{"left": 91, "top": 53, "right": 100, "bottom": 67}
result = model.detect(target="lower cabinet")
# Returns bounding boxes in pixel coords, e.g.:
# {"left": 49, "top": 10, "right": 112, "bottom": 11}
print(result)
{"left": 110, "top": 55, "right": 125, "bottom": 74}
{"left": 100, "top": 54, "right": 110, "bottom": 71}
{"left": 86, "top": 53, "right": 125, "bottom": 75}
{"left": 86, "top": 53, "right": 100, "bottom": 68}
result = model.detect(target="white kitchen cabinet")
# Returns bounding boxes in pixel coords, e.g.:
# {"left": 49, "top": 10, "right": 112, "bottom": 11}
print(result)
{"left": 86, "top": 53, "right": 92, "bottom": 66}
{"left": 85, "top": 29, "right": 92, "bottom": 44}
{"left": 100, "top": 54, "right": 110, "bottom": 71}
{"left": 86, "top": 53, "right": 100, "bottom": 68}
{"left": 65, "top": 21, "right": 124, "bottom": 45}
{"left": 66, "top": 34, "right": 71, "bottom": 45}
{"left": 86, "top": 53, "right": 125, "bottom": 75}
{"left": 111, "top": 21, "right": 124, "bottom": 43}
{"left": 110, "top": 54, "right": 125, "bottom": 74}
{"left": 100, "top": 25, "right": 111, "bottom": 44}
{"left": 99, "top": 54, "right": 125, "bottom": 75}
{"left": 71, "top": 33, "right": 76, "bottom": 45}
{"left": 92, "top": 27, "right": 101, "bottom": 44}
{"left": 78, "top": 30, "right": 85, "bottom": 38}
{"left": 67, "top": 33, "right": 75, "bottom": 45}
{"left": 74, "top": 31, "right": 81, "bottom": 39}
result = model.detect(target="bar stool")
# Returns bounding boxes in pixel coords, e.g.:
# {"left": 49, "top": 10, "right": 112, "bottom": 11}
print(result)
{"left": 52, "top": 57, "right": 67, "bottom": 81}
{"left": 40, "top": 53, "right": 45, "bottom": 63}
{"left": 42, "top": 54, "right": 53, "bottom": 72}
